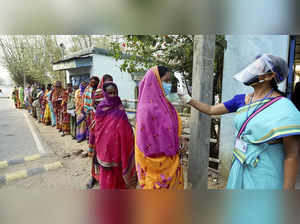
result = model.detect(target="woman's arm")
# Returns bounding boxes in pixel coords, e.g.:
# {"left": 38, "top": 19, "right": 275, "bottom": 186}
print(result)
{"left": 188, "top": 99, "right": 230, "bottom": 116}
{"left": 283, "top": 136, "right": 300, "bottom": 189}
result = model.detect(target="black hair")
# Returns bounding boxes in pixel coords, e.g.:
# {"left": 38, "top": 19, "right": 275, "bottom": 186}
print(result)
{"left": 271, "top": 78, "right": 286, "bottom": 97}
{"left": 90, "top": 76, "right": 100, "bottom": 83}
{"left": 103, "top": 74, "right": 113, "bottom": 82}
{"left": 103, "top": 82, "right": 117, "bottom": 93}
{"left": 47, "top": 83, "right": 52, "bottom": 90}
{"left": 67, "top": 83, "right": 72, "bottom": 87}
{"left": 158, "top": 66, "right": 170, "bottom": 78}
{"left": 292, "top": 82, "right": 300, "bottom": 110}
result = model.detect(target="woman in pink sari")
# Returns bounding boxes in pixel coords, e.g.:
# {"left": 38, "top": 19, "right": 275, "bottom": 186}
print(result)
{"left": 94, "top": 82, "right": 137, "bottom": 189}
{"left": 135, "top": 66, "right": 184, "bottom": 190}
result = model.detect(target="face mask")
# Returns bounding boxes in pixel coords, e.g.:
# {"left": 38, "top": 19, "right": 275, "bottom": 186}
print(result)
{"left": 162, "top": 82, "right": 172, "bottom": 96}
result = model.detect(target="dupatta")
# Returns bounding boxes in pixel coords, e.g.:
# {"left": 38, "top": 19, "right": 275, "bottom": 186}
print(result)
{"left": 95, "top": 83, "right": 136, "bottom": 184}
{"left": 136, "top": 66, "right": 182, "bottom": 157}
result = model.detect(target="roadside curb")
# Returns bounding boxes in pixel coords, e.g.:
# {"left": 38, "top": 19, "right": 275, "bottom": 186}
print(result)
{"left": 0, "top": 154, "right": 49, "bottom": 169}
{"left": 0, "top": 161, "right": 63, "bottom": 185}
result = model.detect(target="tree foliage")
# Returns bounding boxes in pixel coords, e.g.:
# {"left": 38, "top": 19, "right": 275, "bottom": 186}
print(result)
{"left": 0, "top": 35, "right": 116, "bottom": 87}
{"left": 111, "top": 35, "right": 193, "bottom": 81}
{"left": 110, "top": 35, "right": 227, "bottom": 88}
{"left": 68, "top": 35, "right": 113, "bottom": 53}
{"left": 0, "top": 35, "right": 64, "bottom": 86}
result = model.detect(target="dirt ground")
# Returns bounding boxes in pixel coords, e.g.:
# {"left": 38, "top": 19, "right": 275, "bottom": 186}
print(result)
{"left": 207, "top": 171, "right": 227, "bottom": 190}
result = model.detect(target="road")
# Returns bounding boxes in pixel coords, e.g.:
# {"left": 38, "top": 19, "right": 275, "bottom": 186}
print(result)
{"left": 0, "top": 98, "right": 45, "bottom": 161}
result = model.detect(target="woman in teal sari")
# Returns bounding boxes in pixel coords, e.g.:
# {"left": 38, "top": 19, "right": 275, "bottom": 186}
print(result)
{"left": 46, "top": 84, "right": 56, "bottom": 126}
{"left": 177, "top": 54, "right": 300, "bottom": 189}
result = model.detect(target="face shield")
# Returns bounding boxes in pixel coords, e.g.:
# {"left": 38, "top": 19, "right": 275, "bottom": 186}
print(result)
{"left": 233, "top": 54, "right": 288, "bottom": 86}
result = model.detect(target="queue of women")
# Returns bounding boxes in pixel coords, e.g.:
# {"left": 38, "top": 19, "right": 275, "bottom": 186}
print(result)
{"left": 11, "top": 53, "right": 300, "bottom": 190}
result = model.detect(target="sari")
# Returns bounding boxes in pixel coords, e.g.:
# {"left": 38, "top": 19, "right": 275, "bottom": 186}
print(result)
{"left": 227, "top": 97, "right": 300, "bottom": 189}
{"left": 19, "top": 87, "right": 24, "bottom": 108}
{"left": 61, "top": 89, "right": 70, "bottom": 134}
{"left": 83, "top": 85, "right": 97, "bottom": 141}
{"left": 88, "top": 78, "right": 105, "bottom": 153}
{"left": 67, "top": 90, "right": 77, "bottom": 138}
{"left": 34, "top": 90, "right": 44, "bottom": 122}
{"left": 135, "top": 66, "right": 183, "bottom": 190}
{"left": 31, "top": 86, "right": 38, "bottom": 119}
{"left": 12, "top": 88, "right": 18, "bottom": 108}
{"left": 40, "top": 90, "right": 46, "bottom": 122}
{"left": 43, "top": 90, "right": 51, "bottom": 125}
{"left": 76, "top": 84, "right": 88, "bottom": 141}
{"left": 95, "top": 83, "right": 136, "bottom": 189}
{"left": 52, "top": 87, "right": 63, "bottom": 130}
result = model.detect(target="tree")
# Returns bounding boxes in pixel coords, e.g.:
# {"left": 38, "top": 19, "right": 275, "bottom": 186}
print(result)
{"left": 110, "top": 35, "right": 226, "bottom": 89}
{"left": 68, "top": 35, "right": 113, "bottom": 53}
{"left": 111, "top": 35, "right": 194, "bottom": 84}
{"left": 0, "top": 35, "right": 63, "bottom": 86}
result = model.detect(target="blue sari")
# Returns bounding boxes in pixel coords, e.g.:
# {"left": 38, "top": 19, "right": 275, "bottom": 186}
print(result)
{"left": 227, "top": 97, "right": 300, "bottom": 189}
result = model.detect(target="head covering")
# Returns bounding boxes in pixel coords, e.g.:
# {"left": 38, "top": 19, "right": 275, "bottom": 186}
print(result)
{"left": 79, "top": 81, "right": 88, "bottom": 96}
{"left": 90, "top": 76, "right": 100, "bottom": 85}
{"left": 95, "top": 82, "right": 122, "bottom": 117}
{"left": 233, "top": 54, "right": 289, "bottom": 84}
{"left": 94, "top": 82, "right": 135, "bottom": 189}
{"left": 93, "top": 77, "right": 106, "bottom": 106}
{"left": 136, "top": 66, "right": 181, "bottom": 157}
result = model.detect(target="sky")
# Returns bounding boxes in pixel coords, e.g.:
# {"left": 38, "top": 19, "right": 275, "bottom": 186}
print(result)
{"left": 0, "top": 62, "right": 10, "bottom": 85}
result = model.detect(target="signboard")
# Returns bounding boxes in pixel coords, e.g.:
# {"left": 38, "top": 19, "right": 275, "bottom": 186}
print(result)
{"left": 53, "top": 60, "right": 76, "bottom": 71}
{"left": 53, "top": 57, "right": 93, "bottom": 71}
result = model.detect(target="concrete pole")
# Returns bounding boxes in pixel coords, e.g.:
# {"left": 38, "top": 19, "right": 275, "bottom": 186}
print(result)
{"left": 188, "top": 35, "right": 215, "bottom": 189}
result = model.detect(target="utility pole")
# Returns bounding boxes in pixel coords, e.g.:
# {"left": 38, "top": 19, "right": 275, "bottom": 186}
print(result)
{"left": 188, "top": 35, "right": 215, "bottom": 189}
{"left": 59, "top": 43, "right": 66, "bottom": 86}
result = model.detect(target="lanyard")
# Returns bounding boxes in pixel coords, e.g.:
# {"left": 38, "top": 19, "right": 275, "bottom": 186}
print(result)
{"left": 246, "top": 89, "right": 274, "bottom": 122}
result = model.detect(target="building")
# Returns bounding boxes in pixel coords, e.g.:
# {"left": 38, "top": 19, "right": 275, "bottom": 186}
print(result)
{"left": 52, "top": 47, "right": 140, "bottom": 100}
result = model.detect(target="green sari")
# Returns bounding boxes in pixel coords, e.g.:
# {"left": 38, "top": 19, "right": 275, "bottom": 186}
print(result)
{"left": 227, "top": 97, "right": 300, "bottom": 189}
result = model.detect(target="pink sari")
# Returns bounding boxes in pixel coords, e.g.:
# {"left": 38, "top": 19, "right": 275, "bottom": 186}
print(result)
{"left": 95, "top": 83, "right": 136, "bottom": 189}
{"left": 135, "top": 66, "right": 183, "bottom": 189}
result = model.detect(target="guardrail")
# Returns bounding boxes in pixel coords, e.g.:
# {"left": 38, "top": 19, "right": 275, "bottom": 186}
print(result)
{"left": 123, "top": 99, "right": 221, "bottom": 173}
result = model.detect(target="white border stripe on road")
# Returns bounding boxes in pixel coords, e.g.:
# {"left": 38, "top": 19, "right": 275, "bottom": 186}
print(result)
{"left": 23, "top": 112, "right": 46, "bottom": 154}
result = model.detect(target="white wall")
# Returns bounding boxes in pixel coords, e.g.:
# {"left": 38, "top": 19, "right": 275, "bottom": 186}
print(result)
{"left": 91, "top": 54, "right": 137, "bottom": 100}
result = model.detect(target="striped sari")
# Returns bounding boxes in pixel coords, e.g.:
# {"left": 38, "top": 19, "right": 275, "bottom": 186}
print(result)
{"left": 227, "top": 97, "right": 300, "bottom": 189}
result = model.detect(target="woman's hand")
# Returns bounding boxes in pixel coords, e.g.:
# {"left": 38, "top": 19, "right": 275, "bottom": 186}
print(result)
{"left": 127, "top": 175, "right": 138, "bottom": 189}
{"left": 88, "top": 151, "right": 94, "bottom": 158}
{"left": 179, "top": 136, "right": 188, "bottom": 155}
{"left": 174, "top": 72, "right": 192, "bottom": 104}
{"left": 283, "top": 136, "right": 300, "bottom": 189}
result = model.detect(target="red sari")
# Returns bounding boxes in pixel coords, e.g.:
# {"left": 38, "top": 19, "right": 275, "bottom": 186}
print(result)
{"left": 94, "top": 83, "right": 136, "bottom": 189}
{"left": 52, "top": 87, "right": 63, "bottom": 130}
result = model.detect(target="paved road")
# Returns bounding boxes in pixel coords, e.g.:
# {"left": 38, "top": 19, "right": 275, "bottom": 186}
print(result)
{"left": 0, "top": 99, "right": 43, "bottom": 161}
